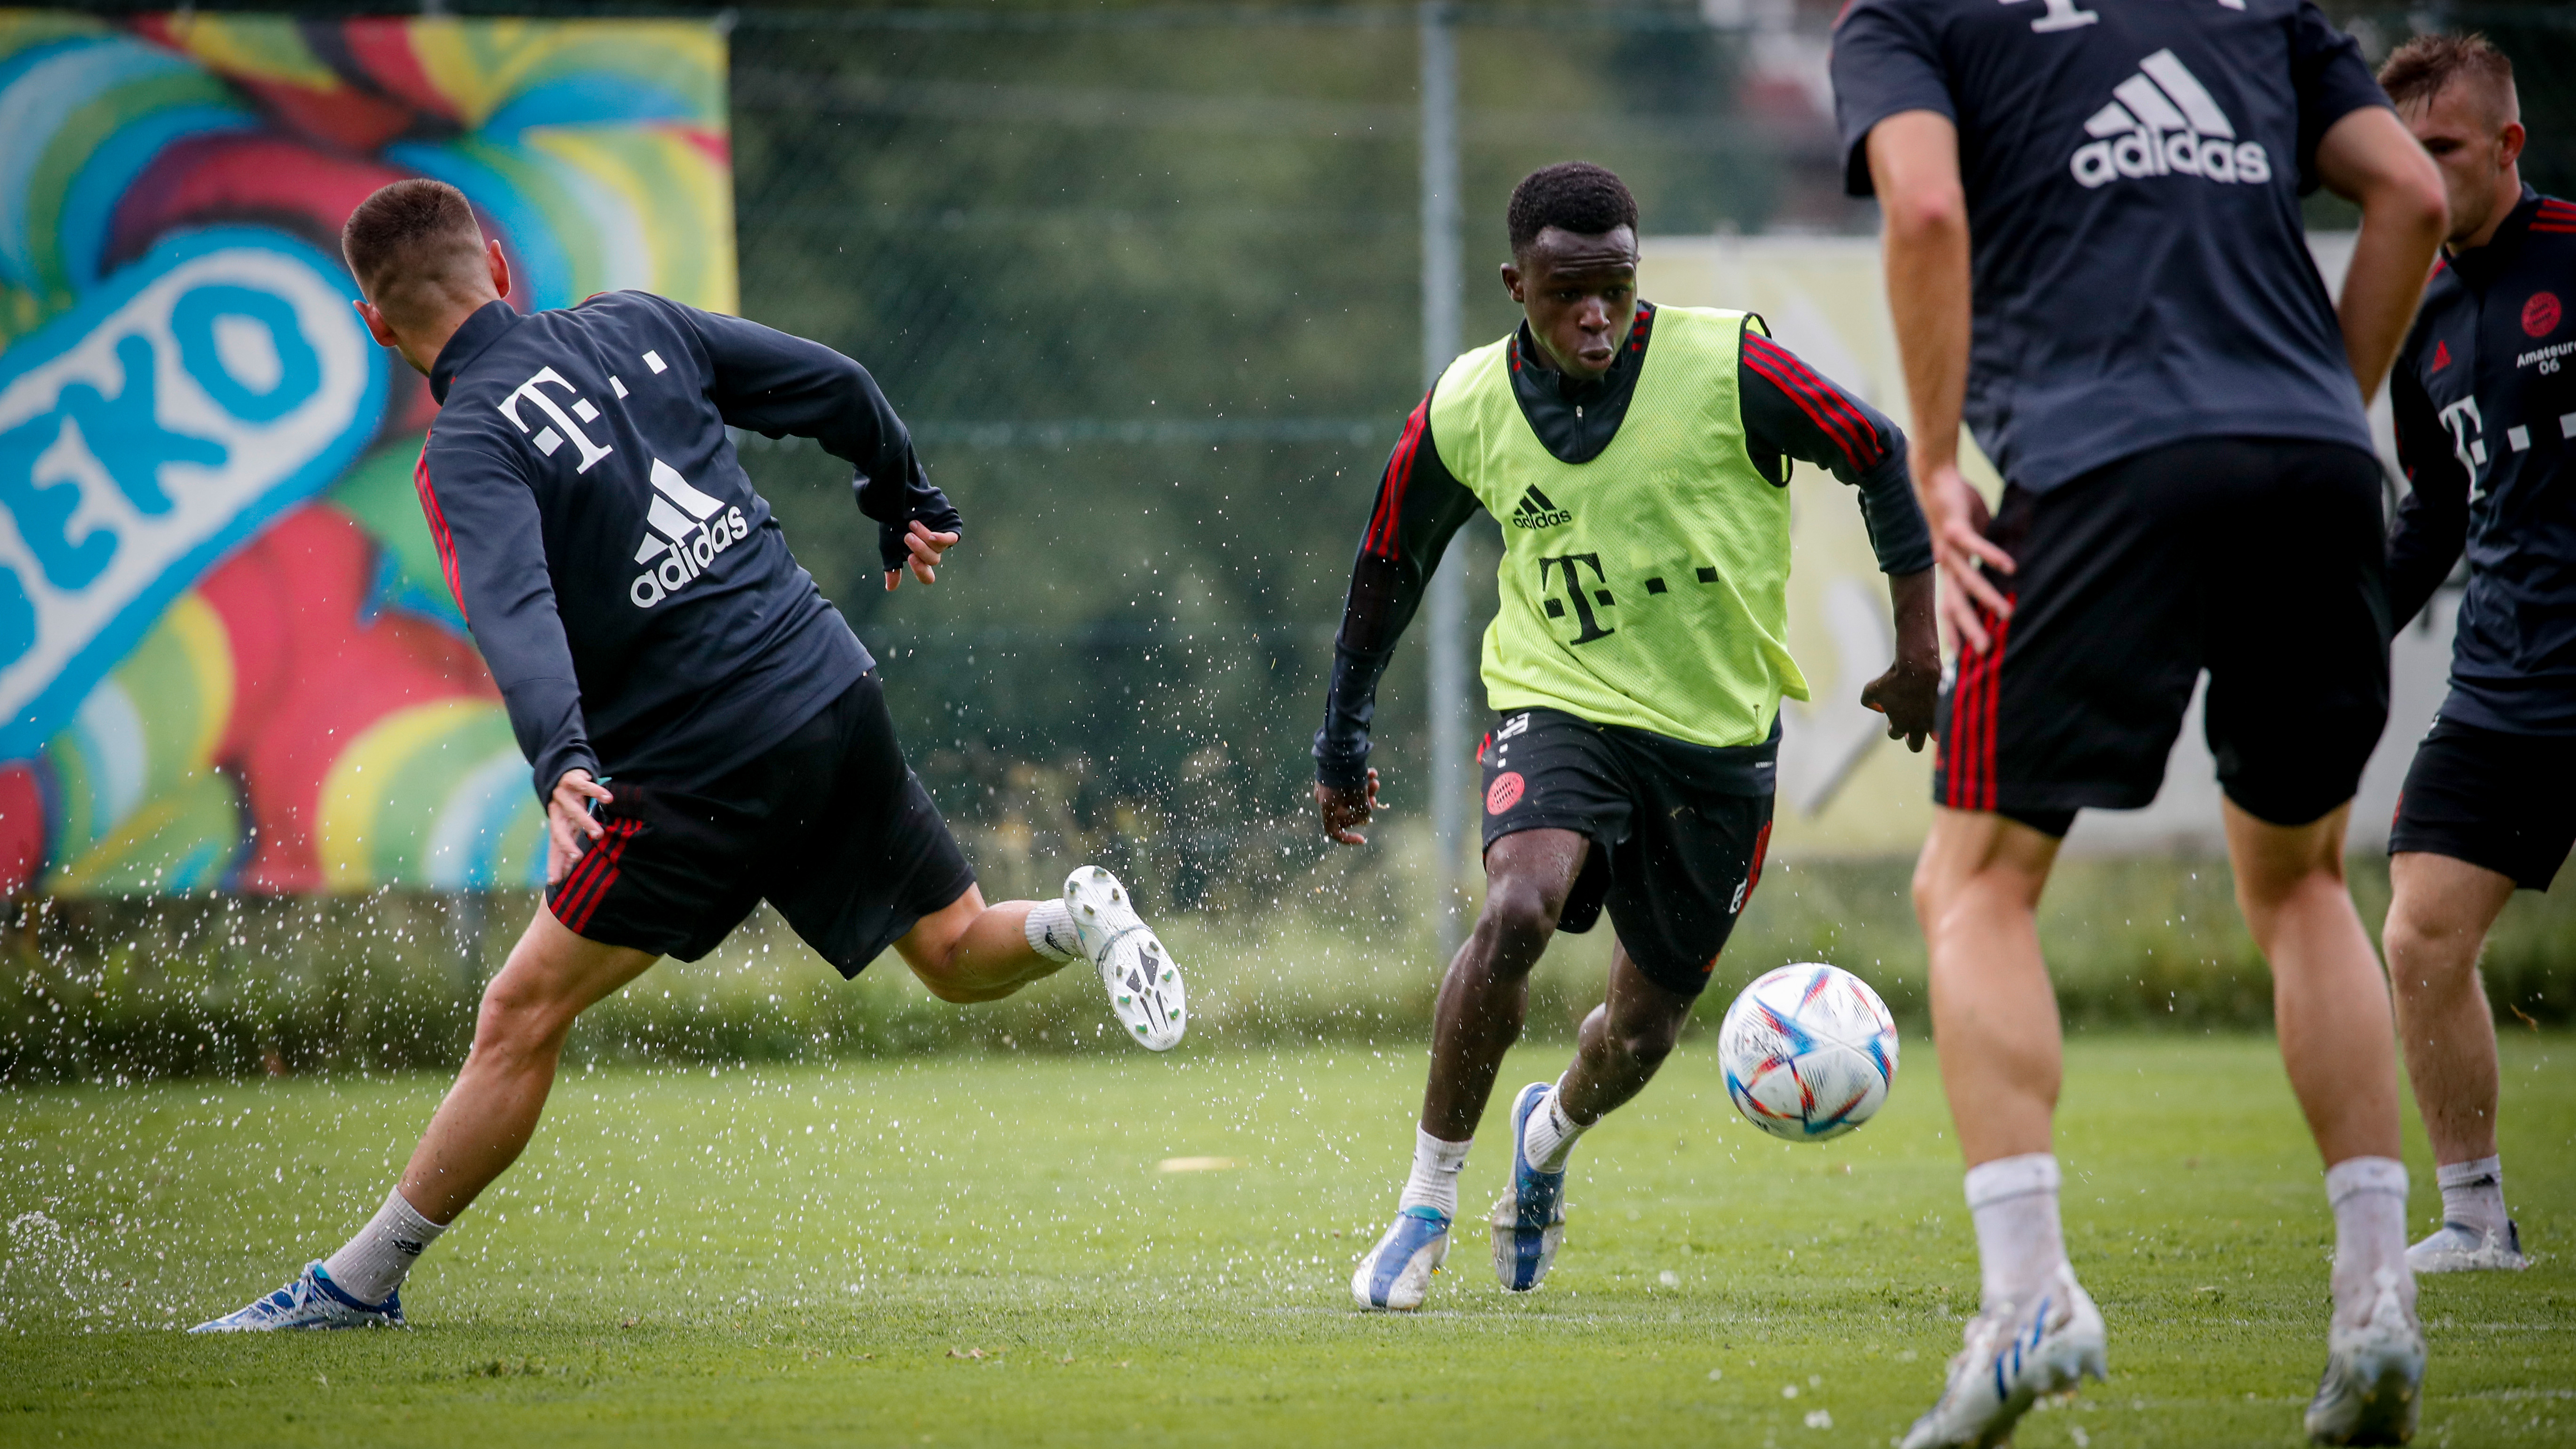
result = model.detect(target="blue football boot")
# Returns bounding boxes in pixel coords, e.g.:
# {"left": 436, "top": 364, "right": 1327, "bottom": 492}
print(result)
{"left": 1351, "top": 1205, "right": 1451, "bottom": 1311}
{"left": 189, "top": 1262, "right": 403, "bottom": 1332}
{"left": 1490, "top": 1080, "right": 1569, "bottom": 1292}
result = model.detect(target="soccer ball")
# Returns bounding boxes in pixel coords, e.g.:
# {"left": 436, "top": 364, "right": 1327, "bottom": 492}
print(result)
{"left": 1716, "top": 962, "right": 1899, "bottom": 1143}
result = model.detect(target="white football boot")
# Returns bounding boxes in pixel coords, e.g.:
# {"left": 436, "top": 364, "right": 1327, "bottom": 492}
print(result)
{"left": 2406, "top": 1218, "right": 2527, "bottom": 1274}
{"left": 1065, "top": 867, "right": 1184, "bottom": 1051}
{"left": 1900, "top": 1263, "right": 2108, "bottom": 1449}
{"left": 189, "top": 1262, "right": 403, "bottom": 1332}
{"left": 1352, "top": 1205, "right": 1451, "bottom": 1311}
{"left": 1490, "top": 1081, "right": 1567, "bottom": 1292}
{"left": 2306, "top": 1267, "right": 2426, "bottom": 1446}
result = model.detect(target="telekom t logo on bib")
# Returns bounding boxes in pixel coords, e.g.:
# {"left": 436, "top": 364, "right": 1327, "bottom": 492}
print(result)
{"left": 2068, "top": 50, "right": 2274, "bottom": 191}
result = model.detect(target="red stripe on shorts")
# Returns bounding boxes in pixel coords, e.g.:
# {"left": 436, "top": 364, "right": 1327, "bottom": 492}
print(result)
{"left": 566, "top": 819, "right": 641, "bottom": 932}
{"left": 1977, "top": 602, "right": 2013, "bottom": 811}
{"left": 551, "top": 820, "right": 616, "bottom": 916}
{"left": 1944, "top": 597, "right": 2012, "bottom": 811}
{"left": 553, "top": 819, "right": 638, "bottom": 933}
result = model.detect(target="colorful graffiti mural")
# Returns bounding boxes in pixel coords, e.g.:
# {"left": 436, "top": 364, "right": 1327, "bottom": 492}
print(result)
{"left": 0, "top": 11, "right": 735, "bottom": 895}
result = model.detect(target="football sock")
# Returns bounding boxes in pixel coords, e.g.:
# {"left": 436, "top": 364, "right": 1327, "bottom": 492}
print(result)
{"left": 1396, "top": 1129, "right": 1471, "bottom": 1220}
{"left": 2326, "top": 1156, "right": 2414, "bottom": 1330}
{"left": 1964, "top": 1152, "right": 2065, "bottom": 1313}
{"left": 2434, "top": 1155, "right": 2507, "bottom": 1238}
{"left": 1023, "top": 900, "right": 1081, "bottom": 963}
{"left": 1521, "top": 1081, "right": 1586, "bottom": 1174}
{"left": 322, "top": 1187, "right": 445, "bottom": 1306}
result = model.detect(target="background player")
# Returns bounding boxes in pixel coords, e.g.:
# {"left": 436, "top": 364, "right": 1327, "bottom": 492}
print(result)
{"left": 192, "top": 179, "right": 1185, "bottom": 1332}
{"left": 2377, "top": 31, "right": 2562, "bottom": 1277}
{"left": 1833, "top": 2, "right": 2448, "bottom": 1444}
{"left": 1316, "top": 162, "right": 1940, "bottom": 1313}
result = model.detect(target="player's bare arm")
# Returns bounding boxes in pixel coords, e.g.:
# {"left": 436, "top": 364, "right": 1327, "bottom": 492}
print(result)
{"left": 2313, "top": 106, "right": 2449, "bottom": 402}
{"left": 1868, "top": 111, "right": 2013, "bottom": 654}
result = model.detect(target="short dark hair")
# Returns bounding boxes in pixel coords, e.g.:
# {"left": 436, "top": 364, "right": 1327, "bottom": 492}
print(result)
{"left": 2378, "top": 32, "right": 2516, "bottom": 117}
{"left": 1506, "top": 162, "right": 1639, "bottom": 253}
{"left": 341, "top": 178, "right": 487, "bottom": 321}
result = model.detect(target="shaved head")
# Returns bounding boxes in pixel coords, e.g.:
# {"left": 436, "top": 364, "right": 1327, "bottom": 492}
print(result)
{"left": 341, "top": 178, "right": 494, "bottom": 330}
{"left": 2380, "top": 32, "right": 2518, "bottom": 129}
{"left": 2381, "top": 32, "right": 2527, "bottom": 250}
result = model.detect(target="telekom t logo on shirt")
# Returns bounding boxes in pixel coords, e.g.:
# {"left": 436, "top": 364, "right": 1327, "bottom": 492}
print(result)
{"left": 2068, "top": 49, "right": 2275, "bottom": 191}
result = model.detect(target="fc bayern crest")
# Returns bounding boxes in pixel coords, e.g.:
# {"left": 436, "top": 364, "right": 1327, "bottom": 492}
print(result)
{"left": 2523, "top": 291, "right": 2561, "bottom": 338}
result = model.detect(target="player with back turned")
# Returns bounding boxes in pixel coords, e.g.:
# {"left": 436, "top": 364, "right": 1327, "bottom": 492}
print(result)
{"left": 1316, "top": 162, "right": 1941, "bottom": 1313}
{"left": 1831, "top": 1, "right": 2447, "bottom": 1444}
{"left": 191, "top": 179, "right": 1187, "bottom": 1333}
{"left": 2376, "top": 32, "right": 2566, "bottom": 1280}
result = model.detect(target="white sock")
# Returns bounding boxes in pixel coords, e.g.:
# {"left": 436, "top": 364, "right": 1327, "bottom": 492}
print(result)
{"left": 1520, "top": 1081, "right": 1586, "bottom": 1174}
{"left": 2435, "top": 1155, "right": 2507, "bottom": 1237}
{"left": 1023, "top": 899, "right": 1081, "bottom": 962}
{"left": 2326, "top": 1156, "right": 2414, "bottom": 1330}
{"left": 322, "top": 1187, "right": 445, "bottom": 1305}
{"left": 1965, "top": 1152, "right": 2066, "bottom": 1313}
{"left": 1396, "top": 1129, "right": 1471, "bottom": 1220}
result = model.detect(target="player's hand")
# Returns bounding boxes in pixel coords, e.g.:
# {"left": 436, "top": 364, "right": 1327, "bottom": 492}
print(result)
{"left": 545, "top": 769, "right": 613, "bottom": 887}
{"left": 1862, "top": 655, "right": 1940, "bottom": 752}
{"left": 1918, "top": 461, "right": 2014, "bottom": 654}
{"left": 884, "top": 520, "right": 959, "bottom": 591}
{"left": 1865, "top": 565, "right": 1941, "bottom": 751}
{"left": 1316, "top": 769, "right": 1380, "bottom": 846}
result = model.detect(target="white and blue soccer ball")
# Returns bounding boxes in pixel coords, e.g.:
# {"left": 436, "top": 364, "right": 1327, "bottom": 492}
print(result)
{"left": 1716, "top": 962, "right": 1899, "bottom": 1143}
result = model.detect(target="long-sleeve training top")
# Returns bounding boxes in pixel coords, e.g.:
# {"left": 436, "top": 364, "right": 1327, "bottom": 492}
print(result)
{"left": 1314, "top": 310, "right": 1933, "bottom": 788}
{"left": 2388, "top": 186, "right": 2576, "bottom": 735}
{"left": 417, "top": 292, "right": 961, "bottom": 802}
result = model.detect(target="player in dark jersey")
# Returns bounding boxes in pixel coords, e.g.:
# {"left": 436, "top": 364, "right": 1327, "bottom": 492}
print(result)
{"left": 1317, "top": 163, "right": 1938, "bottom": 1312}
{"left": 2377, "top": 32, "right": 2561, "bottom": 1279}
{"left": 192, "top": 179, "right": 1186, "bottom": 1333}
{"left": 1832, "top": 2, "right": 2447, "bottom": 1444}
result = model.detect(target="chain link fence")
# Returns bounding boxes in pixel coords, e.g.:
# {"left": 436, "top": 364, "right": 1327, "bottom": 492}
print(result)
{"left": 13, "top": 2, "right": 2575, "bottom": 1080}
{"left": 720, "top": 2, "right": 1868, "bottom": 913}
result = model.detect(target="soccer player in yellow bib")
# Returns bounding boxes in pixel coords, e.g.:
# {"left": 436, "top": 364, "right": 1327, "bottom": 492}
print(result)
{"left": 1317, "top": 162, "right": 1940, "bottom": 1311}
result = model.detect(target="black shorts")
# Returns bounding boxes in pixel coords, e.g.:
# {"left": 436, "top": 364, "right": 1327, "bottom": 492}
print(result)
{"left": 2389, "top": 715, "right": 2576, "bottom": 890}
{"left": 1478, "top": 707, "right": 1777, "bottom": 996}
{"left": 545, "top": 672, "right": 975, "bottom": 977}
{"left": 1935, "top": 436, "right": 2391, "bottom": 837}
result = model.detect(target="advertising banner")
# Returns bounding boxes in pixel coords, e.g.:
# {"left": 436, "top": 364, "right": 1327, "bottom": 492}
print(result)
{"left": 0, "top": 11, "right": 735, "bottom": 895}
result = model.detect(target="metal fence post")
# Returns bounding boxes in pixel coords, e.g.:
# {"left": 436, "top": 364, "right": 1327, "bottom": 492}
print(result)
{"left": 1420, "top": 0, "right": 1466, "bottom": 956}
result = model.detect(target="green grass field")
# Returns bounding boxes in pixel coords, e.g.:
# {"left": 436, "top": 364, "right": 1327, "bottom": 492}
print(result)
{"left": 2, "top": 1033, "right": 2567, "bottom": 1447}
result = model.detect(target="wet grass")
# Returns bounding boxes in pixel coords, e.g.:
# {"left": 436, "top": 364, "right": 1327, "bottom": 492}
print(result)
{"left": 1, "top": 1034, "right": 2568, "bottom": 1448}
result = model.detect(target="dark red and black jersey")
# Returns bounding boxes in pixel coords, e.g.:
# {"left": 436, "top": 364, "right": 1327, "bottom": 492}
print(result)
{"left": 2390, "top": 187, "right": 2576, "bottom": 735}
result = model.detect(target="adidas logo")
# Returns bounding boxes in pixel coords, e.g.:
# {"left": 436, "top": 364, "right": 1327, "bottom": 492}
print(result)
{"left": 628, "top": 458, "right": 749, "bottom": 608}
{"left": 2432, "top": 340, "right": 2452, "bottom": 372}
{"left": 2069, "top": 49, "right": 2272, "bottom": 191}
{"left": 1509, "top": 484, "right": 1572, "bottom": 530}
